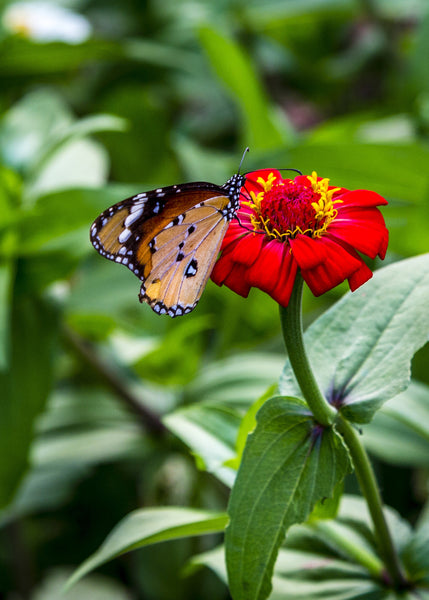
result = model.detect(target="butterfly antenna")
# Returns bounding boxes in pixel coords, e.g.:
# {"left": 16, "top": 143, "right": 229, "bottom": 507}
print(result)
{"left": 278, "top": 167, "right": 303, "bottom": 176}
{"left": 238, "top": 147, "right": 250, "bottom": 175}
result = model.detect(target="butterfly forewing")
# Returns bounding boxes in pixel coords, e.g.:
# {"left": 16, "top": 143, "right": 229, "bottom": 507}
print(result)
{"left": 90, "top": 175, "right": 245, "bottom": 317}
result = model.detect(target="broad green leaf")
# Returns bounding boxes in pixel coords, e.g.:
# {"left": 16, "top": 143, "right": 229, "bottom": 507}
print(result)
{"left": 280, "top": 254, "right": 429, "bottom": 423}
{"left": 0, "top": 88, "right": 72, "bottom": 172}
{"left": 226, "top": 384, "right": 277, "bottom": 470}
{"left": 164, "top": 402, "right": 241, "bottom": 487}
{"left": 66, "top": 507, "right": 228, "bottom": 589}
{"left": 185, "top": 353, "right": 284, "bottom": 407}
{"left": 0, "top": 282, "right": 58, "bottom": 508}
{"left": 28, "top": 138, "right": 109, "bottom": 198}
{"left": 226, "top": 396, "right": 351, "bottom": 600}
{"left": 402, "top": 522, "right": 429, "bottom": 585}
{"left": 363, "top": 380, "right": 429, "bottom": 466}
{"left": 193, "top": 496, "right": 413, "bottom": 600}
{"left": 165, "top": 354, "right": 284, "bottom": 486}
{"left": 28, "top": 113, "right": 127, "bottom": 180}
{"left": 308, "top": 480, "right": 343, "bottom": 521}
{"left": 198, "top": 26, "right": 290, "bottom": 151}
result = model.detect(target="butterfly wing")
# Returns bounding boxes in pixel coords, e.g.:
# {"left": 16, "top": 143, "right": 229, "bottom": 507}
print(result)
{"left": 90, "top": 185, "right": 233, "bottom": 316}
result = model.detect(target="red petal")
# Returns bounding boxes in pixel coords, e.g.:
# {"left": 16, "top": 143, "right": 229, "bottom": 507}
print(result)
{"left": 339, "top": 189, "right": 388, "bottom": 208}
{"left": 222, "top": 226, "right": 247, "bottom": 248}
{"left": 270, "top": 248, "right": 298, "bottom": 307}
{"left": 300, "top": 237, "right": 363, "bottom": 296}
{"left": 245, "top": 239, "right": 284, "bottom": 294}
{"left": 348, "top": 261, "right": 373, "bottom": 291}
{"left": 329, "top": 206, "right": 388, "bottom": 259}
{"left": 288, "top": 234, "right": 327, "bottom": 270}
{"left": 232, "top": 232, "right": 264, "bottom": 266}
{"left": 211, "top": 245, "right": 236, "bottom": 285}
{"left": 224, "top": 264, "right": 252, "bottom": 297}
{"left": 294, "top": 175, "right": 314, "bottom": 187}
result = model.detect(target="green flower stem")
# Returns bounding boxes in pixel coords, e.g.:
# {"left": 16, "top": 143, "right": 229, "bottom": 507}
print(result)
{"left": 279, "top": 273, "right": 336, "bottom": 426}
{"left": 335, "top": 416, "right": 407, "bottom": 587}
{"left": 279, "top": 273, "right": 407, "bottom": 588}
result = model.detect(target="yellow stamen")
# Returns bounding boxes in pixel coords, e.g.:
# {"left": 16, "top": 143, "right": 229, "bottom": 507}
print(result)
{"left": 256, "top": 172, "right": 277, "bottom": 193}
{"left": 308, "top": 172, "right": 342, "bottom": 233}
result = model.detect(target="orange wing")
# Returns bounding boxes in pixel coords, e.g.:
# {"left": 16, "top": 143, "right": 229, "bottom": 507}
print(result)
{"left": 140, "top": 196, "right": 231, "bottom": 315}
{"left": 90, "top": 188, "right": 232, "bottom": 316}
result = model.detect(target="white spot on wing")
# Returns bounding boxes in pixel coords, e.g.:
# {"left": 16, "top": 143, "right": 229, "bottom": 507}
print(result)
{"left": 118, "top": 228, "right": 132, "bottom": 243}
{"left": 124, "top": 207, "right": 143, "bottom": 227}
{"left": 130, "top": 201, "right": 144, "bottom": 212}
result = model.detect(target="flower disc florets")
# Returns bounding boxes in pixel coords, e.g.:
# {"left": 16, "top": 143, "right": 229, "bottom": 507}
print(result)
{"left": 245, "top": 172, "right": 342, "bottom": 241}
{"left": 211, "top": 169, "right": 389, "bottom": 307}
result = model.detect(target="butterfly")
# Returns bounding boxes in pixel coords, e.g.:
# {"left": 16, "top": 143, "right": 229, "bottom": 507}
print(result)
{"left": 90, "top": 153, "right": 248, "bottom": 317}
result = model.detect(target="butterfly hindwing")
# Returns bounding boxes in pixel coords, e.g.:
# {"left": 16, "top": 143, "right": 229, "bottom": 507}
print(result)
{"left": 140, "top": 197, "right": 231, "bottom": 315}
{"left": 90, "top": 176, "right": 245, "bottom": 316}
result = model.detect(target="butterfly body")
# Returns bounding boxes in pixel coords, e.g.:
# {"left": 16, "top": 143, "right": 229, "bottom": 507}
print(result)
{"left": 90, "top": 173, "right": 246, "bottom": 317}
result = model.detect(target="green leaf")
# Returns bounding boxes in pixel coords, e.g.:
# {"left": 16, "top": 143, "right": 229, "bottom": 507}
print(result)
{"left": 186, "top": 352, "right": 285, "bottom": 407}
{"left": 198, "top": 26, "right": 291, "bottom": 151}
{"left": 66, "top": 507, "right": 228, "bottom": 589}
{"left": 165, "top": 354, "right": 284, "bottom": 486}
{"left": 363, "top": 380, "right": 429, "bottom": 466}
{"left": 280, "top": 254, "right": 429, "bottom": 423}
{"left": 225, "top": 396, "right": 351, "bottom": 600}
{"left": 28, "top": 113, "right": 127, "bottom": 180}
{"left": 27, "top": 138, "right": 110, "bottom": 198}
{"left": 193, "top": 495, "right": 414, "bottom": 600}
{"left": 164, "top": 402, "right": 241, "bottom": 487}
{"left": 402, "top": 522, "right": 429, "bottom": 585}
{"left": 308, "top": 480, "right": 343, "bottom": 521}
{"left": 0, "top": 88, "right": 72, "bottom": 172}
{"left": 226, "top": 384, "right": 277, "bottom": 470}
{"left": 0, "top": 278, "right": 59, "bottom": 508}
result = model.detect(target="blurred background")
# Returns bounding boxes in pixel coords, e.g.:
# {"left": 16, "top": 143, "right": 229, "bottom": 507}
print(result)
{"left": 0, "top": 0, "right": 429, "bottom": 598}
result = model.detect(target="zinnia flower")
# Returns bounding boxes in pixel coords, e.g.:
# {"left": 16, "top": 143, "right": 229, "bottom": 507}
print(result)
{"left": 211, "top": 170, "right": 388, "bottom": 306}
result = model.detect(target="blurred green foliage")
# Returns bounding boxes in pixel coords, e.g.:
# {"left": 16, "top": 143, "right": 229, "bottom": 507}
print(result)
{"left": 0, "top": 0, "right": 429, "bottom": 598}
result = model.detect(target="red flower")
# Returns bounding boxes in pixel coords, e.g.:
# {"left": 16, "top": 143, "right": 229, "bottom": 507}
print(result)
{"left": 211, "top": 170, "right": 388, "bottom": 306}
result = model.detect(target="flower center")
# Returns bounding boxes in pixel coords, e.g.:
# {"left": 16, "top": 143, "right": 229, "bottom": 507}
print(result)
{"left": 244, "top": 172, "right": 342, "bottom": 240}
